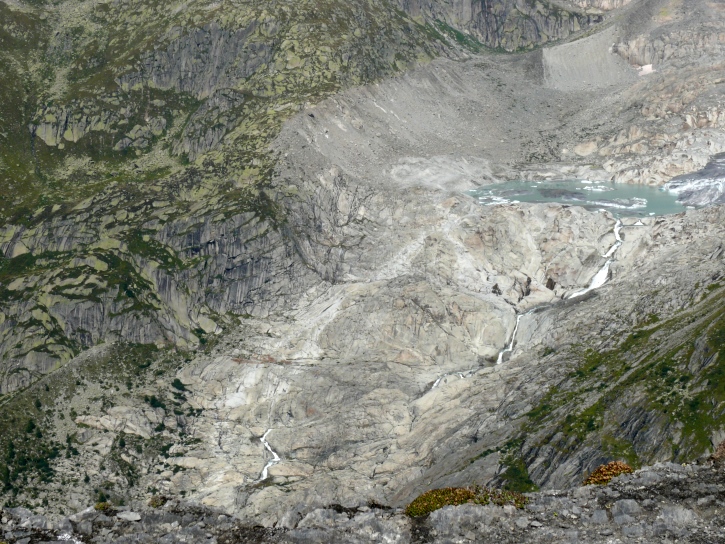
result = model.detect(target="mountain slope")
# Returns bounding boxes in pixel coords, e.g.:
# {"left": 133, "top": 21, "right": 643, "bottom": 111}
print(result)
{"left": 0, "top": 0, "right": 724, "bottom": 529}
{"left": 0, "top": 0, "right": 449, "bottom": 394}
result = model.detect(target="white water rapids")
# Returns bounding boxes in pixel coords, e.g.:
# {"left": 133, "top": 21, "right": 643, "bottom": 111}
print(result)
{"left": 58, "top": 534, "right": 83, "bottom": 543}
{"left": 259, "top": 429, "right": 281, "bottom": 480}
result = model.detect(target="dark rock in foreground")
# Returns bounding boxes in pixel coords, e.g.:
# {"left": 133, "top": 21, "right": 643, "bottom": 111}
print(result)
{"left": 3, "top": 459, "right": 725, "bottom": 543}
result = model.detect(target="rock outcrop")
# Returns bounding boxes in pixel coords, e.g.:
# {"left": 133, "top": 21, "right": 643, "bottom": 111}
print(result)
{"left": 116, "top": 23, "right": 273, "bottom": 100}
{"left": 2, "top": 458, "right": 724, "bottom": 543}
{"left": 0, "top": 0, "right": 442, "bottom": 393}
{"left": 396, "top": 0, "right": 601, "bottom": 51}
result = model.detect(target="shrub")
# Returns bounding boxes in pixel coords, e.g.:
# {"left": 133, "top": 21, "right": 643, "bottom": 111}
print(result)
{"left": 500, "top": 458, "right": 538, "bottom": 492}
{"left": 405, "top": 486, "right": 528, "bottom": 517}
{"left": 583, "top": 461, "right": 634, "bottom": 485}
{"left": 475, "top": 486, "right": 529, "bottom": 509}
{"left": 144, "top": 395, "right": 165, "bottom": 409}
{"left": 94, "top": 502, "right": 112, "bottom": 512}
{"left": 405, "top": 488, "right": 475, "bottom": 517}
{"left": 148, "top": 495, "right": 168, "bottom": 508}
{"left": 171, "top": 379, "right": 186, "bottom": 391}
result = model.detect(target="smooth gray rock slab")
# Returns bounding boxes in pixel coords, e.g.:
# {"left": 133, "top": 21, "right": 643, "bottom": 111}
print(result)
{"left": 68, "top": 507, "right": 97, "bottom": 522}
{"left": 621, "top": 524, "right": 645, "bottom": 538}
{"left": 660, "top": 505, "right": 698, "bottom": 526}
{"left": 77, "top": 521, "right": 93, "bottom": 535}
{"left": 613, "top": 513, "right": 635, "bottom": 525}
{"left": 6, "top": 507, "right": 33, "bottom": 520}
{"left": 54, "top": 518, "right": 74, "bottom": 533}
{"left": 589, "top": 510, "right": 609, "bottom": 524}
{"left": 116, "top": 511, "right": 142, "bottom": 522}
{"left": 611, "top": 499, "right": 641, "bottom": 517}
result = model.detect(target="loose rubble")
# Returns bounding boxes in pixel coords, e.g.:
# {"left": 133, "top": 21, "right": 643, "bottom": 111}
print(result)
{"left": 2, "top": 459, "right": 724, "bottom": 543}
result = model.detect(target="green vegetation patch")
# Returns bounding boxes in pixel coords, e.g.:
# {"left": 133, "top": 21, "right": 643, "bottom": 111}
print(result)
{"left": 433, "top": 20, "right": 487, "bottom": 52}
{"left": 519, "top": 285, "right": 725, "bottom": 472}
{"left": 125, "top": 231, "right": 184, "bottom": 271}
{"left": 405, "top": 485, "right": 528, "bottom": 517}
{"left": 499, "top": 457, "right": 539, "bottom": 493}
{"left": 0, "top": 342, "right": 200, "bottom": 511}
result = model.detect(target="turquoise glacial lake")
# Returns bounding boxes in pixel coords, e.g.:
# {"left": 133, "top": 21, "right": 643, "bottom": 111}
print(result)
{"left": 467, "top": 180, "right": 686, "bottom": 217}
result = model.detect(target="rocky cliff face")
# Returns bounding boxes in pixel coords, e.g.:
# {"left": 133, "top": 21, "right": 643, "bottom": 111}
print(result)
{"left": 396, "top": 0, "right": 601, "bottom": 51}
{"left": 0, "top": 0, "right": 443, "bottom": 394}
{"left": 1, "top": 0, "right": 725, "bottom": 534}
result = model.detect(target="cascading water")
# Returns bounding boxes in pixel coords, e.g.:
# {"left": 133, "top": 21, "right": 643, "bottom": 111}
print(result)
{"left": 496, "top": 308, "right": 536, "bottom": 365}
{"left": 569, "top": 219, "right": 622, "bottom": 298}
{"left": 58, "top": 534, "right": 83, "bottom": 543}
{"left": 496, "top": 219, "right": 625, "bottom": 365}
{"left": 431, "top": 370, "right": 474, "bottom": 389}
{"left": 259, "top": 429, "right": 281, "bottom": 480}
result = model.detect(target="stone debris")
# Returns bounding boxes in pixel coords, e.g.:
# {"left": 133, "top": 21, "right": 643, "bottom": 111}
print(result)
{"left": 2, "top": 460, "right": 724, "bottom": 543}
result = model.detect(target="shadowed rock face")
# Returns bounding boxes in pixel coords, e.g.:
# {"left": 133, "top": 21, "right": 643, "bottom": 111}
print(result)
{"left": 395, "top": 0, "right": 601, "bottom": 51}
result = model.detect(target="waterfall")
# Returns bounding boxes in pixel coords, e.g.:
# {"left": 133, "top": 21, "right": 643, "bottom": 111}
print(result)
{"left": 259, "top": 429, "right": 281, "bottom": 480}
{"left": 569, "top": 219, "right": 623, "bottom": 299}
{"left": 496, "top": 308, "right": 536, "bottom": 365}
{"left": 430, "top": 370, "right": 475, "bottom": 390}
{"left": 494, "top": 219, "right": 626, "bottom": 366}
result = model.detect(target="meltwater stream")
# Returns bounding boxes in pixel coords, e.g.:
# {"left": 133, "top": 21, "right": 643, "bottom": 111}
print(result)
{"left": 494, "top": 218, "right": 626, "bottom": 364}
{"left": 259, "top": 429, "right": 281, "bottom": 480}
{"left": 496, "top": 308, "right": 537, "bottom": 365}
{"left": 429, "top": 179, "right": 685, "bottom": 378}
{"left": 568, "top": 219, "right": 623, "bottom": 299}
{"left": 431, "top": 370, "right": 476, "bottom": 389}
{"left": 466, "top": 179, "right": 682, "bottom": 366}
